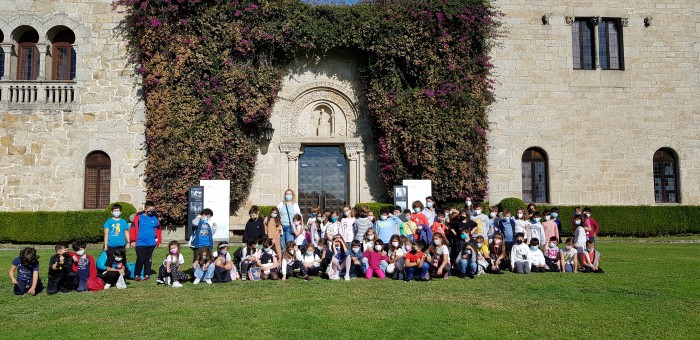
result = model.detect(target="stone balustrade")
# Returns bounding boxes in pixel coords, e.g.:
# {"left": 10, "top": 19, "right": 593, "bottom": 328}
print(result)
{"left": 0, "top": 80, "right": 77, "bottom": 110}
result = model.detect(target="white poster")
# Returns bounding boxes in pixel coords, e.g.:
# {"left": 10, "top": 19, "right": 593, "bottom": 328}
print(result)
{"left": 200, "top": 180, "right": 230, "bottom": 242}
{"left": 402, "top": 179, "right": 432, "bottom": 209}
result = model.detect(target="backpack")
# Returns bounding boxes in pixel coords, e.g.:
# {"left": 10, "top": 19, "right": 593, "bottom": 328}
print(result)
{"left": 96, "top": 251, "right": 108, "bottom": 271}
{"left": 248, "top": 267, "right": 261, "bottom": 281}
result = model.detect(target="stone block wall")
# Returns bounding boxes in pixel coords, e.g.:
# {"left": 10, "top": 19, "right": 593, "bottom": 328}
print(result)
{"left": 488, "top": 0, "right": 699, "bottom": 205}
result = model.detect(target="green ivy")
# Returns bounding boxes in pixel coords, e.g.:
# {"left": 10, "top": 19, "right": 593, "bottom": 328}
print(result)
{"left": 114, "top": 0, "right": 500, "bottom": 225}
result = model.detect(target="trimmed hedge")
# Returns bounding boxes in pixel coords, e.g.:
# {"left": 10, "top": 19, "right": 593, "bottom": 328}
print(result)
{"left": 355, "top": 203, "right": 397, "bottom": 218}
{"left": 258, "top": 206, "right": 275, "bottom": 218}
{"left": 497, "top": 197, "right": 526, "bottom": 215}
{"left": 496, "top": 200, "right": 700, "bottom": 237}
{"left": 0, "top": 210, "right": 109, "bottom": 244}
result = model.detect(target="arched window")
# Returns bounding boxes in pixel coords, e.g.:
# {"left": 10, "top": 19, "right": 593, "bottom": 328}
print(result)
{"left": 14, "top": 26, "right": 40, "bottom": 80}
{"left": 84, "top": 151, "right": 111, "bottom": 209}
{"left": 48, "top": 26, "right": 76, "bottom": 80}
{"left": 653, "top": 148, "right": 679, "bottom": 203}
{"left": 0, "top": 30, "right": 5, "bottom": 79}
{"left": 522, "top": 148, "right": 549, "bottom": 203}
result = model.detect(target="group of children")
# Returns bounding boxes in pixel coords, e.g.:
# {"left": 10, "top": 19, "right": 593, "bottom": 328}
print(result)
{"left": 8, "top": 199, "right": 604, "bottom": 295}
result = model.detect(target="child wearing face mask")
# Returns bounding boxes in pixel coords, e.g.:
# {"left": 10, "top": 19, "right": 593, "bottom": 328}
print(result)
{"left": 281, "top": 241, "right": 311, "bottom": 281}
{"left": 404, "top": 239, "right": 430, "bottom": 281}
{"left": 528, "top": 212, "right": 546, "bottom": 249}
{"left": 489, "top": 234, "right": 508, "bottom": 272}
{"left": 345, "top": 240, "right": 365, "bottom": 279}
{"left": 528, "top": 238, "right": 547, "bottom": 273}
{"left": 513, "top": 208, "right": 530, "bottom": 243}
{"left": 427, "top": 234, "right": 451, "bottom": 279}
{"left": 431, "top": 211, "right": 448, "bottom": 237}
{"left": 401, "top": 209, "right": 417, "bottom": 241}
{"left": 243, "top": 205, "right": 265, "bottom": 246}
{"left": 264, "top": 208, "right": 282, "bottom": 257}
{"left": 544, "top": 236, "right": 564, "bottom": 272}
{"left": 561, "top": 238, "right": 579, "bottom": 272}
{"left": 464, "top": 197, "right": 475, "bottom": 215}
{"left": 353, "top": 206, "right": 374, "bottom": 243}
{"left": 71, "top": 240, "right": 96, "bottom": 292}
{"left": 292, "top": 214, "right": 308, "bottom": 247}
{"left": 542, "top": 210, "right": 560, "bottom": 244}
{"left": 470, "top": 204, "right": 490, "bottom": 241}
{"left": 363, "top": 239, "right": 389, "bottom": 280}
{"left": 190, "top": 208, "right": 217, "bottom": 257}
{"left": 48, "top": 243, "right": 75, "bottom": 294}
{"left": 573, "top": 215, "right": 587, "bottom": 252}
{"left": 386, "top": 235, "right": 406, "bottom": 280}
{"left": 302, "top": 243, "right": 322, "bottom": 276}
{"left": 327, "top": 236, "right": 350, "bottom": 281}
{"left": 362, "top": 228, "right": 378, "bottom": 253}
{"left": 158, "top": 241, "right": 187, "bottom": 287}
{"left": 311, "top": 210, "right": 330, "bottom": 247}
{"left": 101, "top": 249, "right": 130, "bottom": 290}
{"left": 375, "top": 207, "right": 402, "bottom": 243}
{"left": 498, "top": 210, "right": 516, "bottom": 254}
{"left": 583, "top": 208, "right": 599, "bottom": 244}
{"left": 316, "top": 239, "right": 334, "bottom": 276}
{"left": 326, "top": 210, "right": 340, "bottom": 242}
{"left": 256, "top": 238, "right": 280, "bottom": 280}
{"left": 212, "top": 242, "right": 235, "bottom": 283}
{"left": 410, "top": 201, "right": 430, "bottom": 236}
{"left": 487, "top": 206, "right": 500, "bottom": 243}
{"left": 339, "top": 207, "right": 356, "bottom": 247}
{"left": 234, "top": 238, "right": 259, "bottom": 281}
{"left": 193, "top": 247, "right": 215, "bottom": 284}
{"left": 456, "top": 240, "right": 477, "bottom": 278}
{"left": 510, "top": 233, "right": 531, "bottom": 274}
{"left": 472, "top": 235, "right": 494, "bottom": 275}
{"left": 550, "top": 207, "right": 562, "bottom": 236}
{"left": 579, "top": 240, "right": 604, "bottom": 273}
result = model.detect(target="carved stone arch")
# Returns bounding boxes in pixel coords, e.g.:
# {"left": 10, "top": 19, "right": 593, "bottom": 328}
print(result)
{"left": 281, "top": 83, "right": 360, "bottom": 138}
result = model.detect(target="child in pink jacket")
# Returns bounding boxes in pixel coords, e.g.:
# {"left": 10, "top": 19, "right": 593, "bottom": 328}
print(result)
{"left": 362, "top": 240, "right": 389, "bottom": 280}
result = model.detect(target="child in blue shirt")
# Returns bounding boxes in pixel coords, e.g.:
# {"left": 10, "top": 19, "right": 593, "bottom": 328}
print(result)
{"left": 9, "top": 247, "right": 43, "bottom": 295}
{"left": 345, "top": 239, "right": 365, "bottom": 279}
{"left": 103, "top": 203, "right": 130, "bottom": 254}
{"left": 374, "top": 207, "right": 402, "bottom": 244}
{"left": 190, "top": 208, "right": 217, "bottom": 255}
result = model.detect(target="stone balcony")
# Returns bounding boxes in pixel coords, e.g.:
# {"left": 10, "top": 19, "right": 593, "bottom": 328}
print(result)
{"left": 0, "top": 80, "right": 77, "bottom": 112}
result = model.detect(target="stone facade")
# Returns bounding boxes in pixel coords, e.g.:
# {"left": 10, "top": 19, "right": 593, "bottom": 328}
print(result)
{"left": 488, "top": 0, "right": 699, "bottom": 205}
{"left": 0, "top": 0, "right": 146, "bottom": 211}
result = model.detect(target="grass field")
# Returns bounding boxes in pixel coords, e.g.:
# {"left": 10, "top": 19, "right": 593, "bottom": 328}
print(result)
{"left": 0, "top": 238, "right": 698, "bottom": 339}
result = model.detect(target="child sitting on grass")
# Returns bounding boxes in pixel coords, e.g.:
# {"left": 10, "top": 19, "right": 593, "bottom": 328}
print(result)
{"left": 256, "top": 238, "right": 279, "bottom": 280}
{"left": 404, "top": 239, "right": 429, "bottom": 281}
{"left": 363, "top": 239, "right": 389, "bottom": 280}
{"left": 48, "top": 243, "right": 74, "bottom": 294}
{"left": 510, "top": 233, "right": 531, "bottom": 274}
{"left": 159, "top": 241, "right": 188, "bottom": 287}
{"left": 281, "top": 241, "right": 311, "bottom": 281}
{"left": 562, "top": 238, "right": 579, "bottom": 273}
{"left": 234, "top": 238, "right": 259, "bottom": 281}
{"left": 71, "top": 240, "right": 96, "bottom": 292}
{"left": 9, "top": 247, "right": 43, "bottom": 296}
{"left": 193, "top": 247, "right": 215, "bottom": 284}
{"left": 579, "top": 240, "right": 604, "bottom": 273}
{"left": 345, "top": 240, "right": 365, "bottom": 279}
{"left": 212, "top": 242, "right": 234, "bottom": 283}
{"left": 102, "top": 248, "right": 130, "bottom": 289}
{"left": 544, "top": 236, "right": 564, "bottom": 272}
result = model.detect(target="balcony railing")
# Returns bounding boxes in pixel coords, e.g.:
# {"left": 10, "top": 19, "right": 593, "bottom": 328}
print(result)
{"left": 0, "top": 80, "right": 77, "bottom": 109}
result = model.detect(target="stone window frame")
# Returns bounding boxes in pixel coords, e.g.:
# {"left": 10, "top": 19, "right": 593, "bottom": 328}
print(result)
{"left": 653, "top": 148, "right": 680, "bottom": 204}
{"left": 17, "top": 42, "right": 39, "bottom": 80}
{"left": 570, "top": 16, "right": 626, "bottom": 71}
{"left": 84, "top": 151, "right": 111, "bottom": 209}
{"left": 598, "top": 18, "right": 624, "bottom": 70}
{"left": 521, "top": 147, "right": 549, "bottom": 204}
{"left": 51, "top": 42, "right": 76, "bottom": 80}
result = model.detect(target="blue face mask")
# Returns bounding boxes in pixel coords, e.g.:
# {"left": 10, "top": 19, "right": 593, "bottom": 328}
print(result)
{"left": 533, "top": 218, "right": 540, "bottom": 223}
{"left": 330, "top": 217, "right": 338, "bottom": 222}
{"left": 551, "top": 213, "right": 558, "bottom": 218}
{"left": 285, "top": 194, "right": 293, "bottom": 202}
{"left": 530, "top": 246, "right": 538, "bottom": 251}
{"left": 413, "top": 208, "right": 420, "bottom": 213}
{"left": 460, "top": 234, "right": 467, "bottom": 240}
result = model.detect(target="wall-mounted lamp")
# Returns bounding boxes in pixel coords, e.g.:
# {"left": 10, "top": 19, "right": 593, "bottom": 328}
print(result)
{"left": 541, "top": 15, "right": 549, "bottom": 25}
{"left": 263, "top": 122, "right": 275, "bottom": 142}
{"left": 644, "top": 17, "right": 652, "bottom": 27}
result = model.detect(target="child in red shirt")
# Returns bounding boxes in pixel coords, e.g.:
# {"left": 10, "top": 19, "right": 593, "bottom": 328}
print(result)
{"left": 404, "top": 239, "right": 430, "bottom": 281}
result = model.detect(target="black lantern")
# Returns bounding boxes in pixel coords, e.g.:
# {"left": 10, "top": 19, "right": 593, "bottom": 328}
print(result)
{"left": 263, "top": 122, "right": 275, "bottom": 142}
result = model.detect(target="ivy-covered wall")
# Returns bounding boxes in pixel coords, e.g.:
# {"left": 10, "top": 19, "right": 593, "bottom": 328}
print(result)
{"left": 114, "top": 0, "right": 500, "bottom": 224}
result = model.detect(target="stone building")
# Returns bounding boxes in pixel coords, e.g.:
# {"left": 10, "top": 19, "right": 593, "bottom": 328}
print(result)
{"left": 0, "top": 1, "right": 697, "bottom": 231}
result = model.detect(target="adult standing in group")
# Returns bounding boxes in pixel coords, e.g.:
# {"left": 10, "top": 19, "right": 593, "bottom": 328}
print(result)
{"left": 130, "top": 201, "right": 161, "bottom": 281}
{"left": 277, "top": 189, "right": 302, "bottom": 252}
{"left": 422, "top": 196, "right": 437, "bottom": 226}
{"left": 265, "top": 207, "right": 283, "bottom": 256}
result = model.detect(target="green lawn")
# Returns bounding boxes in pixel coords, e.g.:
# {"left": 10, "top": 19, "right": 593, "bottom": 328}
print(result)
{"left": 0, "top": 238, "right": 698, "bottom": 339}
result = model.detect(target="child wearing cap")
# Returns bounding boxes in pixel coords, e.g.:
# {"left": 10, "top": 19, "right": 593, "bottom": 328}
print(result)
{"left": 212, "top": 241, "right": 234, "bottom": 283}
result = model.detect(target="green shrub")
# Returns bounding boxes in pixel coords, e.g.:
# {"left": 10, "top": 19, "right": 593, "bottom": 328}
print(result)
{"left": 0, "top": 210, "right": 110, "bottom": 244}
{"left": 258, "top": 206, "right": 275, "bottom": 218}
{"left": 355, "top": 203, "right": 396, "bottom": 218}
{"left": 105, "top": 202, "right": 137, "bottom": 221}
{"left": 497, "top": 197, "right": 526, "bottom": 215}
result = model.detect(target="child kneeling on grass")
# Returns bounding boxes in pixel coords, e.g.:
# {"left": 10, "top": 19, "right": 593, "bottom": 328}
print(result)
{"left": 48, "top": 243, "right": 75, "bottom": 294}
{"left": 193, "top": 247, "right": 215, "bottom": 284}
{"left": 363, "top": 239, "right": 389, "bottom": 280}
{"left": 159, "top": 241, "right": 188, "bottom": 287}
{"left": 9, "top": 247, "right": 43, "bottom": 296}
{"left": 579, "top": 240, "right": 604, "bottom": 273}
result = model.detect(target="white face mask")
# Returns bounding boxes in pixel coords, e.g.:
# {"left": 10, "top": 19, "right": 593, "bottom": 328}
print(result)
{"left": 550, "top": 242, "right": 557, "bottom": 248}
{"left": 391, "top": 242, "right": 399, "bottom": 248}
{"left": 352, "top": 247, "right": 360, "bottom": 253}
{"left": 374, "top": 245, "right": 382, "bottom": 251}
{"left": 114, "top": 257, "right": 123, "bottom": 262}
{"left": 489, "top": 212, "right": 496, "bottom": 218}
{"left": 565, "top": 246, "right": 572, "bottom": 251}
{"left": 76, "top": 250, "right": 85, "bottom": 256}
{"left": 335, "top": 246, "right": 341, "bottom": 251}
{"left": 476, "top": 243, "right": 483, "bottom": 248}
{"left": 575, "top": 220, "right": 582, "bottom": 225}
{"left": 380, "top": 215, "right": 388, "bottom": 221}
{"left": 466, "top": 200, "right": 472, "bottom": 206}
{"left": 433, "top": 239, "right": 441, "bottom": 246}
{"left": 517, "top": 213, "right": 524, "bottom": 219}
{"left": 270, "top": 213, "right": 278, "bottom": 218}
{"left": 367, "top": 235, "right": 374, "bottom": 241}
{"left": 344, "top": 211, "right": 351, "bottom": 217}
{"left": 545, "top": 215, "right": 551, "bottom": 221}
{"left": 475, "top": 210, "right": 482, "bottom": 215}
